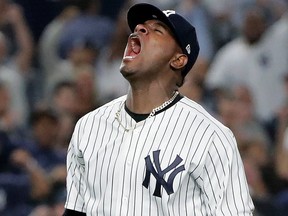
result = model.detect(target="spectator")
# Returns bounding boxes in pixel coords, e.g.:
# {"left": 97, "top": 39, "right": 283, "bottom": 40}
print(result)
{"left": 39, "top": 0, "right": 114, "bottom": 98}
{"left": 95, "top": 6, "right": 129, "bottom": 105}
{"left": 0, "top": 81, "right": 13, "bottom": 131}
{"left": 0, "top": 0, "right": 35, "bottom": 127}
{"left": 202, "top": 0, "right": 284, "bottom": 50}
{"left": 8, "top": 108, "right": 67, "bottom": 215}
{"left": 50, "top": 80, "right": 78, "bottom": 117}
{"left": 177, "top": 0, "right": 215, "bottom": 112}
{"left": 176, "top": 0, "right": 214, "bottom": 63}
{"left": 73, "top": 64, "right": 99, "bottom": 118}
{"left": 57, "top": 0, "right": 114, "bottom": 60}
{"left": 49, "top": 80, "right": 78, "bottom": 150}
{"left": 205, "top": 4, "right": 287, "bottom": 135}
{"left": 213, "top": 84, "right": 286, "bottom": 216}
{"left": 0, "top": 83, "right": 44, "bottom": 216}
{"left": 99, "top": 0, "right": 127, "bottom": 20}
{"left": 0, "top": 0, "right": 34, "bottom": 74}
{"left": 38, "top": 2, "right": 80, "bottom": 93}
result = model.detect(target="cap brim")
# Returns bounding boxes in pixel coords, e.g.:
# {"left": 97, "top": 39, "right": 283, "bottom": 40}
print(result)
{"left": 127, "top": 3, "right": 175, "bottom": 36}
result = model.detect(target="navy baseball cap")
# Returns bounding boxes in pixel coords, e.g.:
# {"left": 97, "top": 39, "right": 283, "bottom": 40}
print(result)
{"left": 127, "top": 3, "right": 200, "bottom": 77}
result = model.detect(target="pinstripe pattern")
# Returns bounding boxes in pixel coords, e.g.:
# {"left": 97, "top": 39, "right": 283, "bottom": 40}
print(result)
{"left": 65, "top": 95, "right": 254, "bottom": 215}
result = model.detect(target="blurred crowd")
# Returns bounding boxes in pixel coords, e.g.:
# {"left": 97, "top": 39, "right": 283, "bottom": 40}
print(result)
{"left": 0, "top": 0, "right": 287, "bottom": 215}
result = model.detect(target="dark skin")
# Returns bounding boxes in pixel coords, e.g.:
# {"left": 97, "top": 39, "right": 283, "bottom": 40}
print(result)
{"left": 120, "top": 19, "right": 188, "bottom": 114}
{"left": 242, "top": 8, "right": 266, "bottom": 45}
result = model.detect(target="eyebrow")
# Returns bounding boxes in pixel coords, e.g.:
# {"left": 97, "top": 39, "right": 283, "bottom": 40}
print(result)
{"left": 151, "top": 20, "right": 169, "bottom": 29}
{"left": 145, "top": 20, "right": 173, "bottom": 34}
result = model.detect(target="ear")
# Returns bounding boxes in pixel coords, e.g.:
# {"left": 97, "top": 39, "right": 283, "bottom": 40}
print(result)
{"left": 170, "top": 53, "right": 188, "bottom": 71}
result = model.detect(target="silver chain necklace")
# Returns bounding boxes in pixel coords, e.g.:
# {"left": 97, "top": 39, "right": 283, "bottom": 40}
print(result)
{"left": 115, "top": 91, "right": 179, "bottom": 131}
{"left": 148, "top": 91, "right": 179, "bottom": 118}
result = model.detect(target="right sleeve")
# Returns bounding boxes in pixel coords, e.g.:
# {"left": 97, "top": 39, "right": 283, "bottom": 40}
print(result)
{"left": 64, "top": 120, "right": 86, "bottom": 213}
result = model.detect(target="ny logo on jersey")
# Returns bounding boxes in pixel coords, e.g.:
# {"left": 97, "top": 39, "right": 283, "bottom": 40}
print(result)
{"left": 142, "top": 150, "right": 185, "bottom": 197}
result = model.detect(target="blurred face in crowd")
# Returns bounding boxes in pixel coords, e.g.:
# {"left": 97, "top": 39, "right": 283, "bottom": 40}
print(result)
{"left": 0, "top": 84, "right": 10, "bottom": 116}
{"left": 53, "top": 83, "right": 77, "bottom": 115}
{"left": 68, "top": 46, "right": 98, "bottom": 66}
{"left": 33, "top": 115, "right": 59, "bottom": 148}
{"left": 75, "top": 66, "right": 95, "bottom": 100}
{"left": 0, "top": 33, "right": 7, "bottom": 62}
{"left": 243, "top": 8, "right": 266, "bottom": 44}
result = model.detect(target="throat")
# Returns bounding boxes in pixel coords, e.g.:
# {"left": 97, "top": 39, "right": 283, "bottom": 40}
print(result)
{"left": 124, "top": 92, "right": 182, "bottom": 122}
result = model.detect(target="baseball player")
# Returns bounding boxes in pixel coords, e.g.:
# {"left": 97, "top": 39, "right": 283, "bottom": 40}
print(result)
{"left": 63, "top": 3, "right": 254, "bottom": 216}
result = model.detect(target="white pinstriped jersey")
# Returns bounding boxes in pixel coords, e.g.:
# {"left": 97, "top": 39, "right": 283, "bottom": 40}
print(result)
{"left": 65, "top": 95, "right": 254, "bottom": 216}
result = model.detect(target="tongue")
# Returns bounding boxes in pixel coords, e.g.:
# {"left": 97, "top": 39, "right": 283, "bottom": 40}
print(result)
{"left": 132, "top": 44, "right": 141, "bottom": 54}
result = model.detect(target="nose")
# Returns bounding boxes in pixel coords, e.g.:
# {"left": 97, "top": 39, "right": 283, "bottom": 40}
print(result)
{"left": 134, "top": 23, "right": 148, "bottom": 34}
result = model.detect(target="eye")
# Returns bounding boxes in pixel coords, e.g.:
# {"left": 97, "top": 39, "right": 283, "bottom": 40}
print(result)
{"left": 153, "top": 25, "right": 165, "bottom": 34}
{"left": 145, "top": 21, "right": 167, "bottom": 34}
{"left": 154, "top": 28, "right": 163, "bottom": 33}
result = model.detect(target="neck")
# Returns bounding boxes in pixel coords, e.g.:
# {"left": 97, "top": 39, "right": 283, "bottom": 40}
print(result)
{"left": 125, "top": 87, "right": 178, "bottom": 114}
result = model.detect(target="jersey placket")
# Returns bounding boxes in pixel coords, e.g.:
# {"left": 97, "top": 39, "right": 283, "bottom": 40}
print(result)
{"left": 114, "top": 110, "right": 143, "bottom": 216}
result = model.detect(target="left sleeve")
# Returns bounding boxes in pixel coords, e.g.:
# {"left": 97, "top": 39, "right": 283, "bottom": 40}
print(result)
{"left": 64, "top": 119, "right": 86, "bottom": 213}
{"left": 200, "top": 128, "right": 255, "bottom": 215}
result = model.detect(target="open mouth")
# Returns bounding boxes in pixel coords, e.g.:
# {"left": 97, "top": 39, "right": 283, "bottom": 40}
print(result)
{"left": 124, "top": 34, "right": 141, "bottom": 59}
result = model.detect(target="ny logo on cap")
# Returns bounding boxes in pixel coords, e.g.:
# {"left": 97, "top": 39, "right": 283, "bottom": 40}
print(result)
{"left": 163, "top": 10, "right": 176, "bottom": 17}
{"left": 186, "top": 44, "right": 191, "bottom": 54}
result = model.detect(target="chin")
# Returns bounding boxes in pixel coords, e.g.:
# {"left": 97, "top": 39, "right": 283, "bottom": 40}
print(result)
{"left": 120, "top": 64, "right": 132, "bottom": 78}
{"left": 121, "top": 68, "right": 140, "bottom": 84}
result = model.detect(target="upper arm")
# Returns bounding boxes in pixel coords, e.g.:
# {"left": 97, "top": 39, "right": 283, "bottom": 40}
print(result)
{"left": 200, "top": 129, "right": 254, "bottom": 215}
{"left": 64, "top": 120, "right": 86, "bottom": 212}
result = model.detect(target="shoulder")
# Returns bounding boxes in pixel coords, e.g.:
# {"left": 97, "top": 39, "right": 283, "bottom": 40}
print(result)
{"left": 177, "top": 97, "right": 239, "bottom": 168}
{"left": 70, "top": 96, "right": 126, "bottom": 147}
{"left": 178, "top": 96, "right": 232, "bottom": 137}
{"left": 75, "top": 95, "right": 126, "bottom": 127}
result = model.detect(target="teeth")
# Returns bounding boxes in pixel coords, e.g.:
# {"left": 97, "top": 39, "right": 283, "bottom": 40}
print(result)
{"left": 131, "top": 41, "right": 136, "bottom": 53}
{"left": 131, "top": 40, "right": 136, "bottom": 47}
{"left": 124, "top": 56, "right": 135, "bottom": 59}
